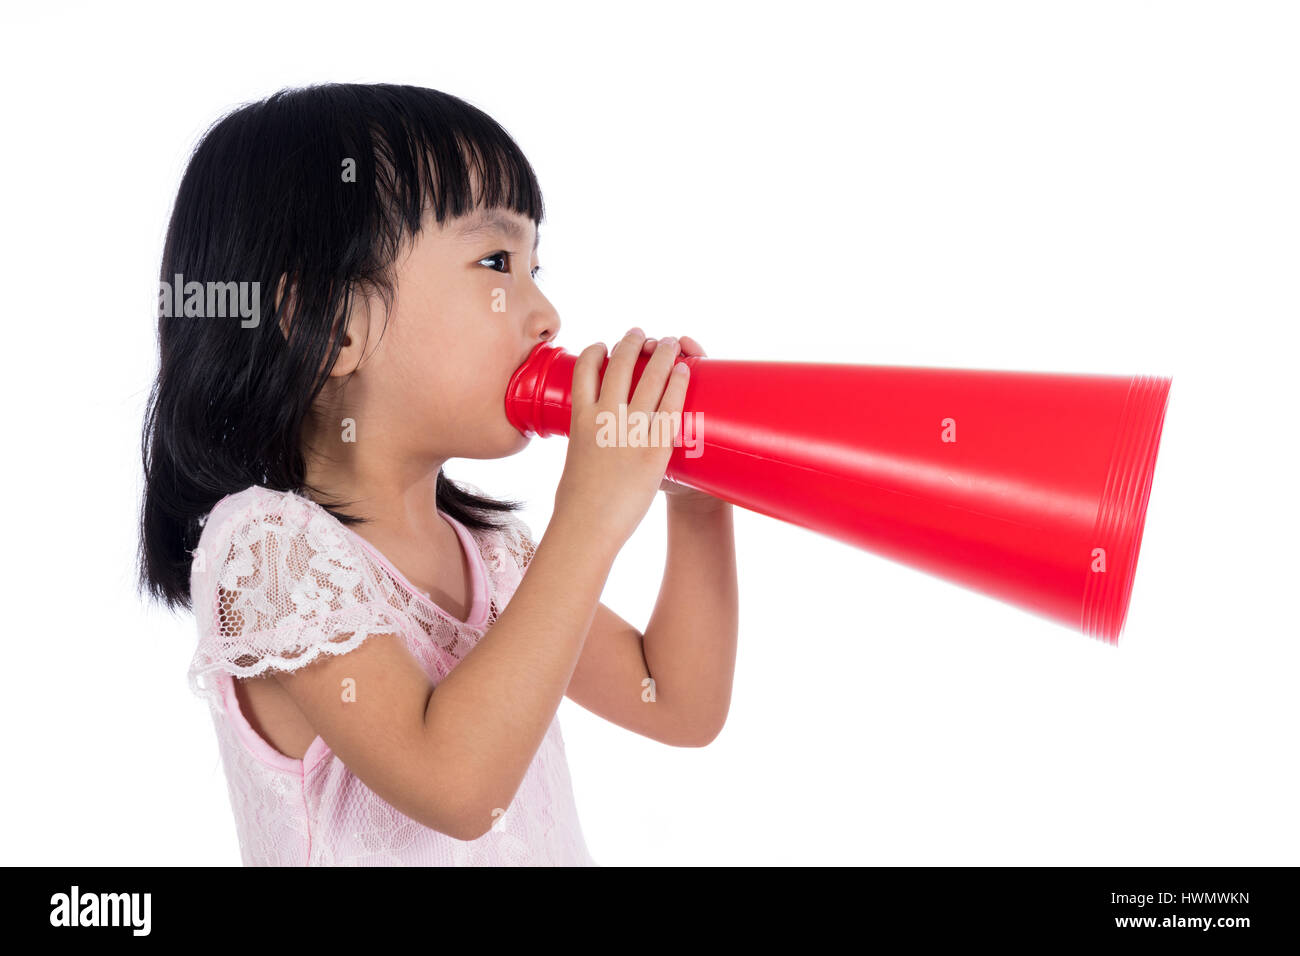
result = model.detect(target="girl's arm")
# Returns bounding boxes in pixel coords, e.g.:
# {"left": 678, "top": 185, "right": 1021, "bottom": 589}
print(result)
{"left": 275, "top": 333, "right": 692, "bottom": 841}
{"left": 272, "top": 506, "right": 621, "bottom": 841}
{"left": 564, "top": 496, "right": 738, "bottom": 746}
{"left": 564, "top": 332, "right": 738, "bottom": 744}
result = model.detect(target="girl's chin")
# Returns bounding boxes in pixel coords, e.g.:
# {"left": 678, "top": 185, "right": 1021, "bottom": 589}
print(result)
{"left": 501, "top": 425, "right": 532, "bottom": 457}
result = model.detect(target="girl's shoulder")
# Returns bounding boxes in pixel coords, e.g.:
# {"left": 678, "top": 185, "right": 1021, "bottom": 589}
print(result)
{"left": 190, "top": 484, "right": 367, "bottom": 609}
{"left": 438, "top": 479, "right": 537, "bottom": 570}
{"left": 492, "top": 509, "right": 536, "bottom": 571}
{"left": 187, "top": 484, "right": 402, "bottom": 692}
{"left": 197, "top": 483, "right": 365, "bottom": 556}
{"left": 190, "top": 483, "right": 535, "bottom": 612}
{"left": 200, "top": 484, "right": 323, "bottom": 542}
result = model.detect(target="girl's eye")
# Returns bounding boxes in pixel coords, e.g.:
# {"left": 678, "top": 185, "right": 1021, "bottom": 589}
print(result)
{"left": 479, "top": 252, "right": 543, "bottom": 281}
{"left": 479, "top": 252, "right": 510, "bottom": 273}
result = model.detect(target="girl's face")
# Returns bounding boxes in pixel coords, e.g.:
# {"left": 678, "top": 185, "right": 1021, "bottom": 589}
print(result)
{"left": 337, "top": 204, "right": 560, "bottom": 463}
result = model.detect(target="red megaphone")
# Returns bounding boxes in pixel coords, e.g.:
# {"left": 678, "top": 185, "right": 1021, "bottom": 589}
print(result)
{"left": 505, "top": 341, "right": 1171, "bottom": 644}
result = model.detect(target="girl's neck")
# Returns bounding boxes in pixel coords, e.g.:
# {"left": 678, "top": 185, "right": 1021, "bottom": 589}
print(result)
{"left": 302, "top": 435, "right": 449, "bottom": 542}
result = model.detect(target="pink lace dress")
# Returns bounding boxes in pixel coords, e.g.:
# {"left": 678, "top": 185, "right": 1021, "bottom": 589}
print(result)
{"left": 186, "top": 485, "right": 597, "bottom": 866}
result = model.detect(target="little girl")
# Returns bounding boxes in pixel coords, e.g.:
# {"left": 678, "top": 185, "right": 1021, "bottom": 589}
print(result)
{"left": 139, "top": 83, "right": 738, "bottom": 866}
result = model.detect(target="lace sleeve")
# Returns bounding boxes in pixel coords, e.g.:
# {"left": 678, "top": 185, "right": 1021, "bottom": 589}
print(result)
{"left": 188, "top": 488, "right": 402, "bottom": 696}
{"left": 497, "top": 512, "right": 537, "bottom": 572}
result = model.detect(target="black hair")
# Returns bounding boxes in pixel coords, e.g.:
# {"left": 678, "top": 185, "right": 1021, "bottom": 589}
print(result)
{"left": 140, "top": 82, "right": 543, "bottom": 610}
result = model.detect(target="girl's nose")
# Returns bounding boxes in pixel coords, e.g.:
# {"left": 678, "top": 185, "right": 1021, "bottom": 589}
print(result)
{"left": 528, "top": 289, "right": 560, "bottom": 343}
{"left": 536, "top": 313, "right": 560, "bottom": 342}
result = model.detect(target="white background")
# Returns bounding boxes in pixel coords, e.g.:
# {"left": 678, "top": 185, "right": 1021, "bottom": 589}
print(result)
{"left": 1, "top": 1, "right": 1296, "bottom": 865}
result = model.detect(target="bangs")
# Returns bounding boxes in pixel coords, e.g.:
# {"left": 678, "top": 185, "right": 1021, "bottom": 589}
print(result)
{"left": 359, "top": 84, "right": 546, "bottom": 241}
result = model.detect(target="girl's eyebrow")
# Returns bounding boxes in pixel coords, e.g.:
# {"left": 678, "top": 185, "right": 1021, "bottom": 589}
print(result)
{"left": 457, "top": 211, "right": 540, "bottom": 251}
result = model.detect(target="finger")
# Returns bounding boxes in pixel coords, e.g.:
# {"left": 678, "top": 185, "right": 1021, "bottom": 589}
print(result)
{"left": 655, "top": 366, "right": 696, "bottom": 452}
{"left": 629, "top": 335, "right": 681, "bottom": 413}
{"left": 598, "top": 327, "right": 647, "bottom": 407}
{"left": 654, "top": 349, "right": 692, "bottom": 441}
{"left": 677, "top": 334, "right": 707, "bottom": 357}
{"left": 571, "top": 341, "right": 607, "bottom": 409}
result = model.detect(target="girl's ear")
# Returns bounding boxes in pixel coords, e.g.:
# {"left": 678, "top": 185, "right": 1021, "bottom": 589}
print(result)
{"left": 329, "top": 298, "right": 372, "bottom": 378}
{"left": 273, "top": 273, "right": 372, "bottom": 378}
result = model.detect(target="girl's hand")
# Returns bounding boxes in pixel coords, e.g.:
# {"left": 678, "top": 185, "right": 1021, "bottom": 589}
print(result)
{"left": 553, "top": 328, "right": 693, "bottom": 550}
{"left": 642, "top": 335, "right": 724, "bottom": 509}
